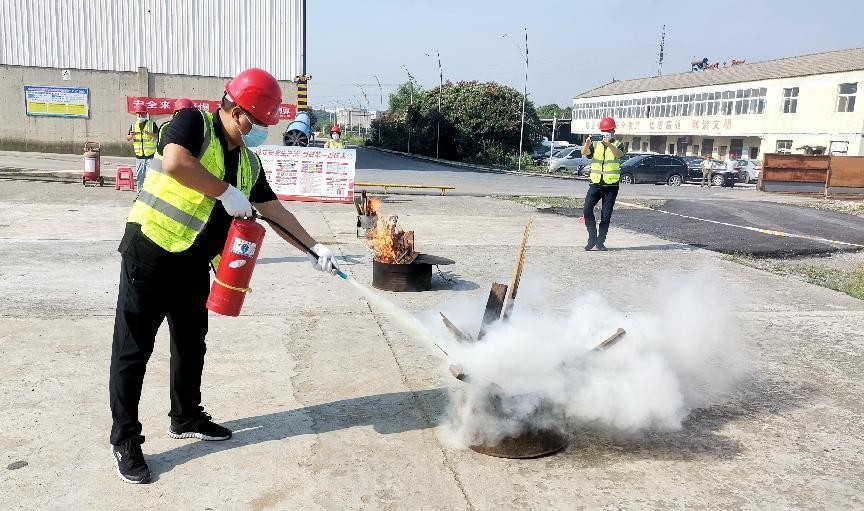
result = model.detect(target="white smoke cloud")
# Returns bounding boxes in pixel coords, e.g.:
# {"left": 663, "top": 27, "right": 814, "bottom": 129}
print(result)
{"left": 431, "top": 270, "right": 748, "bottom": 449}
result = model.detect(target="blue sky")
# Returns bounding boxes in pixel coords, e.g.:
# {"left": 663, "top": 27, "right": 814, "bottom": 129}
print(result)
{"left": 307, "top": 0, "right": 863, "bottom": 110}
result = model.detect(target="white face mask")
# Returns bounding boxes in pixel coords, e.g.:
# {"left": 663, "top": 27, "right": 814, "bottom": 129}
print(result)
{"left": 331, "top": 133, "right": 341, "bottom": 141}
{"left": 137, "top": 116, "right": 147, "bottom": 122}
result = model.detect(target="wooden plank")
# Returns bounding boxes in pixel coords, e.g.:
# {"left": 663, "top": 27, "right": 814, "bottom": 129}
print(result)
{"left": 440, "top": 313, "right": 474, "bottom": 343}
{"left": 503, "top": 219, "right": 533, "bottom": 321}
{"left": 478, "top": 282, "right": 508, "bottom": 340}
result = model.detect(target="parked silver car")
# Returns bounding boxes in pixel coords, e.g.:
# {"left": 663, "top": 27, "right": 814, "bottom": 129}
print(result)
{"left": 549, "top": 146, "right": 590, "bottom": 174}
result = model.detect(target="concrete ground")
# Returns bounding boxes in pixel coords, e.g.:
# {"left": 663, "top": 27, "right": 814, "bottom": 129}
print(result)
{"left": 1, "top": 179, "right": 864, "bottom": 510}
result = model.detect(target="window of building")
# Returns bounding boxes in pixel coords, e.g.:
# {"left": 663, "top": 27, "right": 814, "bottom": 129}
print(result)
{"left": 837, "top": 82, "right": 856, "bottom": 112}
{"left": 776, "top": 140, "right": 793, "bottom": 153}
{"left": 829, "top": 141, "right": 849, "bottom": 155}
{"left": 782, "top": 87, "right": 799, "bottom": 113}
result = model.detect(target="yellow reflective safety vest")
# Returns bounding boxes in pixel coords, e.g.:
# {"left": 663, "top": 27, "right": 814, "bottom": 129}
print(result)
{"left": 324, "top": 138, "right": 345, "bottom": 149}
{"left": 130, "top": 119, "right": 158, "bottom": 158}
{"left": 128, "top": 111, "right": 260, "bottom": 253}
{"left": 589, "top": 139, "right": 623, "bottom": 185}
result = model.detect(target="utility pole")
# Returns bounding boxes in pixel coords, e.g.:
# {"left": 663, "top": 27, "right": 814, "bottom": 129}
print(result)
{"left": 549, "top": 116, "right": 556, "bottom": 168}
{"left": 427, "top": 51, "right": 443, "bottom": 159}
{"left": 401, "top": 64, "right": 415, "bottom": 154}
{"left": 657, "top": 24, "right": 666, "bottom": 76}
{"left": 373, "top": 75, "right": 384, "bottom": 146}
{"left": 518, "top": 28, "right": 528, "bottom": 171}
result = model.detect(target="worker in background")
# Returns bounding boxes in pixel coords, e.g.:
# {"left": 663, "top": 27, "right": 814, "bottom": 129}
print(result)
{"left": 109, "top": 68, "right": 339, "bottom": 485}
{"left": 127, "top": 108, "right": 159, "bottom": 191}
{"left": 701, "top": 156, "right": 714, "bottom": 187}
{"left": 324, "top": 125, "right": 344, "bottom": 149}
{"left": 581, "top": 117, "right": 624, "bottom": 251}
{"left": 158, "top": 97, "right": 195, "bottom": 139}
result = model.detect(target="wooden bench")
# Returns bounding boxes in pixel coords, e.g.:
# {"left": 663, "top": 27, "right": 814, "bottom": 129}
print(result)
{"left": 355, "top": 182, "right": 455, "bottom": 196}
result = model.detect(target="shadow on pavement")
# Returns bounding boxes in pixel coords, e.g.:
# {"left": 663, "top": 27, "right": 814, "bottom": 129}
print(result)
{"left": 563, "top": 378, "right": 812, "bottom": 463}
{"left": 149, "top": 388, "right": 448, "bottom": 479}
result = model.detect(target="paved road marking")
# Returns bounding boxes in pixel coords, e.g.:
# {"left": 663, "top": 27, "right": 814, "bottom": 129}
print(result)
{"left": 615, "top": 200, "right": 864, "bottom": 249}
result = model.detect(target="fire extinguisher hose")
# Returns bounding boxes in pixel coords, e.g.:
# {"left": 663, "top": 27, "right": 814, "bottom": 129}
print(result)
{"left": 252, "top": 210, "right": 348, "bottom": 280}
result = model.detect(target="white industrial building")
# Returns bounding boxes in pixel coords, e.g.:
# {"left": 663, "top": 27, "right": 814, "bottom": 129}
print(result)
{"left": 572, "top": 48, "right": 864, "bottom": 159}
{"left": 0, "top": 0, "right": 304, "bottom": 154}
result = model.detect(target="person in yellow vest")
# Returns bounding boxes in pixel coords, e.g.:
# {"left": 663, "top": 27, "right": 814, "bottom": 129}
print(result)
{"left": 109, "top": 68, "right": 340, "bottom": 484}
{"left": 580, "top": 116, "right": 624, "bottom": 251}
{"left": 127, "top": 108, "right": 159, "bottom": 191}
{"left": 324, "top": 125, "right": 345, "bottom": 149}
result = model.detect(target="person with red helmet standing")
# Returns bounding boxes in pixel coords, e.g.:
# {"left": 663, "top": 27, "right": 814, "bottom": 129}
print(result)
{"left": 109, "top": 68, "right": 340, "bottom": 484}
{"left": 324, "top": 124, "right": 344, "bottom": 149}
{"left": 580, "top": 116, "right": 624, "bottom": 251}
{"left": 157, "top": 97, "right": 196, "bottom": 140}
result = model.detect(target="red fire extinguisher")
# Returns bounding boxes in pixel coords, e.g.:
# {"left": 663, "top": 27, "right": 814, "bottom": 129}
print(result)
{"left": 206, "top": 218, "right": 266, "bottom": 317}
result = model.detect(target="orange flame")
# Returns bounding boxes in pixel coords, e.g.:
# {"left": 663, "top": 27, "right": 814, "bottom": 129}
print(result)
{"left": 367, "top": 198, "right": 382, "bottom": 216}
{"left": 365, "top": 214, "right": 414, "bottom": 263}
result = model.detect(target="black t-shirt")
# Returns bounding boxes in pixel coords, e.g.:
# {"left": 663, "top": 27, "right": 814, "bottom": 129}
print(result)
{"left": 119, "top": 108, "right": 277, "bottom": 267}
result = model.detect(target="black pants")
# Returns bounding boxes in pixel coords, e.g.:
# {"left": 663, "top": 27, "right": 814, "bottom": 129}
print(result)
{"left": 583, "top": 184, "right": 620, "bottom": 244}
{"left": 109, "top": 256, "right": 210, "bottom": 445}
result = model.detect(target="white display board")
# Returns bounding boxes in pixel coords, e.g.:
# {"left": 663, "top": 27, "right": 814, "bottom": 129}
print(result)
{"left": 254, "top": 146, "right": 356, "bottom": 203}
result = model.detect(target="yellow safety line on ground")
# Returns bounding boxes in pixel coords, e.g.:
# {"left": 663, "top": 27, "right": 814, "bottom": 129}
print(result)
{"left": 615, "top": 200, "right": 864, "bottom": 249}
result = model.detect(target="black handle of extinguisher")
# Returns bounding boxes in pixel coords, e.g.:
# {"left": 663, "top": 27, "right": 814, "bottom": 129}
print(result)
{"left": 250, "top": 210, "right": 347, "bottom": 280}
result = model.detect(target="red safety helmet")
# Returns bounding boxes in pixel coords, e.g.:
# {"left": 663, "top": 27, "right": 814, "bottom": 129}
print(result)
{"left": 225, "top": 68, "right": 282, "bottom": 126}
{"left": 174, "top": 97, "right": 194, "bottom": 112}
{"left": 330, "top": 125, "right": 342, "bottom": 134}
{"left": 134, "top": 107, "right": 147, "bottom": 114}
{"left": 599, "top": 117, "right": 616, "bottom": 132}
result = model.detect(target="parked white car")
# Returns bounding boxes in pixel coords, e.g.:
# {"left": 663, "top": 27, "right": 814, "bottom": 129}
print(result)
{"left": 734, "top": 159, "right": 762, "bottom": 183}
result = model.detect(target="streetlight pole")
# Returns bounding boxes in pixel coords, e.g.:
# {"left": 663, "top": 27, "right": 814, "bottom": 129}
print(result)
{"left": 426, "top": 51, "right": 443, "bottom": 159}
{"left": 373, "top": 75, "right": 384, "bottom": 146}
{"left": 401, "top": 64, "right": 415, "bottom": 154}
{"left": 518, "top": 28, "right": 528, "bottom": 171}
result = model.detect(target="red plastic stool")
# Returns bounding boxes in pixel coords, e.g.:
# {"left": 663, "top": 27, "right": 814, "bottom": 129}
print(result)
{"left": 115, "top": 166, "right": 135, "bottom": 191}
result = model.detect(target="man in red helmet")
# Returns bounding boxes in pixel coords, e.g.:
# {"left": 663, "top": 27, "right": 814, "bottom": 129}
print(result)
{"left": 324, "top": 125, "right": 344, "bottom": 149}
{"left": 157, "top": 98, "right": 196, "bottom": 140}
{"left": 580, "top": 116, "right": 624, "bottom": 251}
{"left": 109, "top": 68, "right": 340, "bottom": 484}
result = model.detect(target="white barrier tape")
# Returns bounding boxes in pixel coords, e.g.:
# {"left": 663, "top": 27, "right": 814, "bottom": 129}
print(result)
{"left": 615, "top": 200, "right": 864, "bottom": 249}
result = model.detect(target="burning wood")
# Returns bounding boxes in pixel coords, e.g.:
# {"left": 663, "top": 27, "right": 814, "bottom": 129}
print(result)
{"left": 365, "top": 213, "right": 418, "bottom": 264}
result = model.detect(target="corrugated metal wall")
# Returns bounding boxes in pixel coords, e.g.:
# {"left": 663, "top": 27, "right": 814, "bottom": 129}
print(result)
{"left": 0, "top": 0, "right": 303, "bottom": 80}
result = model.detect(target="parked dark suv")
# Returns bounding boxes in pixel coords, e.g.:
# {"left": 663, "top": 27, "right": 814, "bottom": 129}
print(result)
{"left": 681, "top": 156, "right": 739, "bottom": 187}
{"left": 618, "top": 154, "right": 688, "bottom": 186}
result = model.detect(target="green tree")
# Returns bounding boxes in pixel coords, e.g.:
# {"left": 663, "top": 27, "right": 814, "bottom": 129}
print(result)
{"left": 372, "top": 80, "right": 543, "bottom": 165}
{"left": 535, "top": 103, "right": 571, "bottom": 119}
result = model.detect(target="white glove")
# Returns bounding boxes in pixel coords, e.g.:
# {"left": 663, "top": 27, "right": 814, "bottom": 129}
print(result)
{"left": 308, "top": 243, "right": 340, "bottom": 274}
{"left": 218, "top": 185, "right": 253, "bottom": 218}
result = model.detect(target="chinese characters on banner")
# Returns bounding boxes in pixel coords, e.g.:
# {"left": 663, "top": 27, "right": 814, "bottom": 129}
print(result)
{"left": 583, "top": 118, "right": 733, "bottom": 133}
{"left": 126, "top": 97, "right": 297, "bottom": 120}
{"left": 253, "top": 145, "right": 356, "bottom": 204}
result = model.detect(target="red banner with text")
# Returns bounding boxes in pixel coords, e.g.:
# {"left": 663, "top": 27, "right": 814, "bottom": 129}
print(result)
{"left": 126, "top": 97, "right": 297, "bottom": 120}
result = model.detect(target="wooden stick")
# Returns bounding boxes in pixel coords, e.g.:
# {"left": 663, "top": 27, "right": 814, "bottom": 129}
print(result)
{"left": 503, "top": 219, "right": 533, "bottom": 320}
{"left": 449, "top": 364, "right": 504, "bottom": 394}
{"left": 592, "top": 328, "right": 626, "bottom": 351}
{"left": 361, "top": 190, "right": 368, "bottom": 215}
{"left": 440, "top": 313, "right": 474, "bottom": 343}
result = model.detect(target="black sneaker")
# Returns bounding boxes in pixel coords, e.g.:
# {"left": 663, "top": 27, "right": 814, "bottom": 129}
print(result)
{"left": 111, "top": 439, "right": 151, "bottom": 484}
{"left": 585, "top": 240, "right": 596, "bottom": 251}
{"left": 168, "top": 412, "right": 232, "bottom": 441}
{"left": 596, "top": 243, "right": 608, "bottom": 251}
